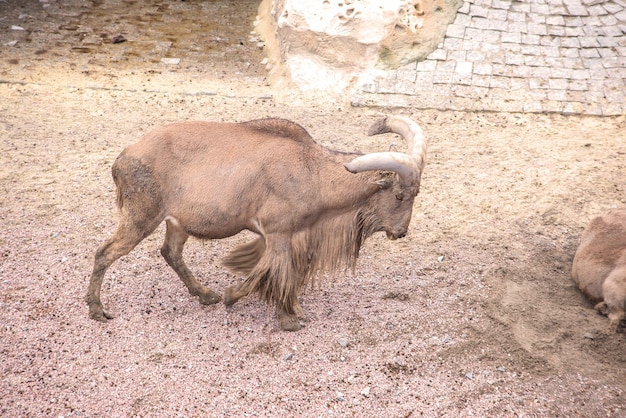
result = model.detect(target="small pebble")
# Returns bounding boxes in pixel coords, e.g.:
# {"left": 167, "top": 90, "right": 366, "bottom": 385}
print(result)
{"left": 465, "top": 372, "right": 474, "bottom": 380}
{"left": 360, "top": 387, "right": 370, "bottom": 397}
{"left": 336, "top": 392, "right": 345, "bottom": 402}
{"left": 161, "top": 58, "right": 181, "bottom": 65}
{"left": 283, "top": 352, "right": 294, "bottom": 361}
{"left": 337, "top": 338, "right": 350, "bottom": 347}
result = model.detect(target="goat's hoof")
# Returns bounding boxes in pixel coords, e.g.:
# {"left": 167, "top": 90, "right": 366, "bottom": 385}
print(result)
{"left": 278, "top": 313, "right": 303, "bottom": 332}
{"left": 198, "top": 289, "right": 221, "bottom": 305}
{"left": 89, "top": 308, "right": 113, "bottom": 322}
{"left": 223, "top": 287, "right": 241, "bottom": 307}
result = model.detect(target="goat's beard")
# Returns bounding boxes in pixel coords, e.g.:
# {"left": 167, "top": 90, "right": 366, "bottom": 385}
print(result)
{"left": 222, "top": 209, "right": 382, "bottom": 315}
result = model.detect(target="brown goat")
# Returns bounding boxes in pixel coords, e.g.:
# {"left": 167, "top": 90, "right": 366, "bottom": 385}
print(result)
{"left": 571, "top": 207, "right": 626, "bottom": 333}
{"left": 87, "top": 116, "right": 426, "bottom": 331}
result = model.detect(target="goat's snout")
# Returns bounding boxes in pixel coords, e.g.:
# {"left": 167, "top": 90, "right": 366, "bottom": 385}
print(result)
{"left": 387, "top": 227, "right": 408, "bottom": 240}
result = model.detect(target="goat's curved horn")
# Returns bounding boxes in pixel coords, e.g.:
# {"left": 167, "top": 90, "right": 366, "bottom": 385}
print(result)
{"left": 344, "top": 116, "right": 427, "bottom": 187}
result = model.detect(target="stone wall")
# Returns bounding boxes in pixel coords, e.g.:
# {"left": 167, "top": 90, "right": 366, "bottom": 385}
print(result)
{"left": 260, "top": 0, "right": 626, "bottom": 115}
{"left": 353, "top": 0, "right": 626, "bottom": 115}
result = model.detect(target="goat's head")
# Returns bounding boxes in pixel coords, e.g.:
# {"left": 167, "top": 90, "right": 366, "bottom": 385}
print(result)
{"left": 344, "top": 116, "right": 427, "bottom": 240}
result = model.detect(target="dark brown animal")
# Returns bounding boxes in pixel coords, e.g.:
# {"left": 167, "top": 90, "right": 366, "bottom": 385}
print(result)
{"left": 87, "top": 116, "right": 426, "bottom": 330}
{"left": 571, "top": 207, "right": 626, "bottom": 333}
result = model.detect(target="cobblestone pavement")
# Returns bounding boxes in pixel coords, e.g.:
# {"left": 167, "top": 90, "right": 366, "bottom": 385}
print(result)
{"left": 354, "top": 0, "right": 626, "bottom": 116}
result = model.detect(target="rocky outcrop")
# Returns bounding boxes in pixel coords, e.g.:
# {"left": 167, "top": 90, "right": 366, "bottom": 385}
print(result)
{"left": 255, "top": 0, "right": 463, "bottom": 93}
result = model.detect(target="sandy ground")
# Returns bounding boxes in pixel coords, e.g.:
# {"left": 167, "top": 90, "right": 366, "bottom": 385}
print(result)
{"left": 1, "top": 1, "right": 625, "bottom": 417}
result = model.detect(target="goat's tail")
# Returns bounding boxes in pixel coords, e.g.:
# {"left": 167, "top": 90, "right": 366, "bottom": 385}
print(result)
{"left": 222, "top": 237, "right": 266, "bottom": 276}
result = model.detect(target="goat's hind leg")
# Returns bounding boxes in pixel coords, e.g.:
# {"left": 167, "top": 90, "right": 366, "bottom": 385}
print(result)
{"left": 87, "top": 221, "right": 147, "bottom": 321}
{"left": 161, "top": 217, "right": 221, "bottom": 305}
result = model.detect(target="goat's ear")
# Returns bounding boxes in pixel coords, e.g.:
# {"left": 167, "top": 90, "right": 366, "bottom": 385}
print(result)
{"left": 372, "top": 174, "right": 393, "bottom": 189}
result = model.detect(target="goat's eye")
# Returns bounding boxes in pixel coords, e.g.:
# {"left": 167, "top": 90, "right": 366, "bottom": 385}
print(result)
{"left": 395, "top": 193, "right": 404, "bottom": 201}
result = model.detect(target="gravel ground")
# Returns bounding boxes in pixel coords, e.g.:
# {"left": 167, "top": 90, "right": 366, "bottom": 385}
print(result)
{"left": 1, "top": 1, "right": 625, "bottom": 417}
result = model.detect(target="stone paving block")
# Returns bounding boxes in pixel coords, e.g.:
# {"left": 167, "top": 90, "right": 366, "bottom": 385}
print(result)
{"left": 502, "top": 31, "right": 521, "bottom": 43}
{"left": 602, "top": 57, "right": 623, "bottom": 68}
{"left": 579, "top": 37, "right": 601, "bottom": 47}
{"left": 580, "top": 47, "right": 600, "bottom": 58}
{"left": 466, "top": 50, "right": 487, "bottom": 61}
{"left": 511, "top": 65, "right": 531, "bottom": 77}
{"left": 417, "top": 60, "right": 437, "bottom": 71}
{"left": 602, "top": 102, "right": 625, "bottom": 116}
{"left": 472, "top": 74, "right": 492, "bottom": 87}
{"left": 416, "top": 71, "right": 435, "bottom": 87}
{"left": 453, "top": 12, "right": 472, "bottom": 26}
{"left": 473, "top": 62, "right": 493, "bottom": 75}
{"left": 549, "top": 78, "right": 569, "bottom": 90}
{"left": 529, "top": 89, "right": 549, "bottom": 101}
{"left": 507, "top": 11, "right": 526, "bottom": 22}
{"left": 546, "top": 15, "right": 566, "bottom": 26}
{"left": 456, "top": 61, "right": 474, "bottom": 74}
{"left": 531, "top": 3, "right": 550, "bottom": 14}
{"left": 448, "top": 50, "right": 467, "bottom": 61}
{"left": 548, "top": 89, "right": 568, "bottom": 101}
{"left": 549, "top": 5, "right": 568, "bottom": 15}
{"left": 564, "top": 26, "right": 586, "bottom": 36}
{"left": 446, "top": 24, "right": 466, "bottom": 38}
{"left": 525, "top": 55, "right": 547, "bottom": 66}
{"left": 599, "top": 14, "right": 618, "bottom": 26}
{"left": 443, "top": 37, "right": 464, "bottom": 51}
{"left": 544, "top": 100, "right": 566, "bottom": 113}
{"left": 529, "top": 78, "right": 549, "bottom": 89}
{"left": 492, "top": 63, "right": 510, "bottom": 76}
{"left": 523, "top": 101, "right": 544, "bottom": 113}
{"left": 564, "top": 16, "right": 583, "bottom": 26}
{"left": 547, "top": 26, "right": 566, "bottom": 36}
{"left": 604, "top": 2, "right": 625, "bottom": 14}
{"left": 588, "top": 4, "right": 609, "bottom": 15}
{"left": 501, "top": 42, "right": 521, "bottom": 52}
{"left": 470, "top": 4, "right": 490, "bottom": 18}
{"left": 488, "top": 8, "right": 508, "bottom": 20}
{"left": 540, "top": 36, "right": 561, "bottom": 47}
{"left": 433, "top": 72, "right": 455, "bottom": 84}
{"left": 529, "top": 13, "right": 547, "bottom": 24}
{"left": 490, "top": 76, "right": 511, "bottom": 88}
{"left": 491, "top": 0, "right": 512, "bottom": 10}
{"left": 453, "top": 84, "right": 488, "bottom": 98}
{"left": 510, "top": 2, "right": 530, "bottom": 13}
{"left": 587, "top": 66, "right": 608, "bottom": 78}
{"left": 571, "top": 69, "right": 591, "bottom": 80}
{"left": 569, "top": 79, "right": 589, "bottom": 91}
{"left": 560, "top": 37, "right": 581, "bottom": 48}
{"left": 565, "top": 3, "right": 590, "bottom": 16}
{"left": 583, "top": 25, "right": 605, "bottom": 37}
{"left": 527, "top": 23, "right": 548, "bottom": 35}
{"left": 507, "top": 20, "right": 528, "bottom": 33}
{"left": 505, "top": 52, "right": 525, "bottom": 65}
{"left": 602, "top": 25, "right": 624, "bottom": 37}
{"left": 510, "top": 77, "right": 527, "bottom": 90}
{"left": 561, "top": 47, "right": 581, "bottom": 58}
{"left": 521, "top": 35, "right": 541, "bottom": 46}
{"left": 562, "top": 102, "right": 585, "bottom": 115}
{"left": 427, "top": 48, "right": 447, "bottom": 60}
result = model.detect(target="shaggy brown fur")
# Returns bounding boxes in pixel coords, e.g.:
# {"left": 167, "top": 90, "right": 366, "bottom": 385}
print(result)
{"left": 223, "top": 208, "right": 384, "bottom": 316}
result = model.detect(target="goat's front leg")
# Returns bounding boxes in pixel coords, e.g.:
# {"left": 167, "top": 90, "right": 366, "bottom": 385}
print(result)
{"left": 161, "top": 217, "right": 221, "bottom": 305}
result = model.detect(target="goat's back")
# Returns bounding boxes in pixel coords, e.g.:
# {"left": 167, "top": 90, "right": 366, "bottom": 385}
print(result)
{"left": 111, "top": 119, "right": 358, "bottom": 239}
